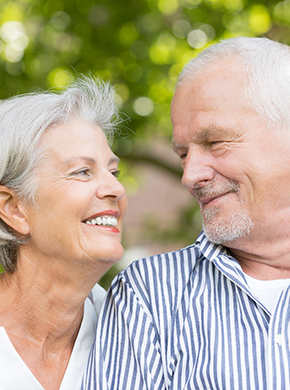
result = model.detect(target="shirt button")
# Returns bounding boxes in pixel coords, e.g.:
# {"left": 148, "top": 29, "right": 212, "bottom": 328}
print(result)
{"left": 275, "top": 334, "right": 283, "bottom": 345}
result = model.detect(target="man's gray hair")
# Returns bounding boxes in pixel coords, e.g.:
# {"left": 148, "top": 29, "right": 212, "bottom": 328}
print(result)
{"left": 0, "top": 75, "right": 120, "bottom": 272}
{"left": 178, "top": 36, "right": 290, "bottom": 130}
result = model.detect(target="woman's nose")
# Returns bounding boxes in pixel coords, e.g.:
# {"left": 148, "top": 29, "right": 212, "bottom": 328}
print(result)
{"left": 96, "top": 172, "right": 126, "bottom": 201}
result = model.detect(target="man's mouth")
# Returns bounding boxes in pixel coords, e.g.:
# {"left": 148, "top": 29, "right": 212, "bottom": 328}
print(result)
{"left": 199, "top": 193, "right": 229, "bottom": 205}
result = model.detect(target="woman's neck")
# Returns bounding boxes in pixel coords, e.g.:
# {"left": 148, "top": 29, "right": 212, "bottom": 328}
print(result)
{"left": 0, "top": 251, "right": 102, "bottom": 390}
{"left": 0, "top": 242, "right": 105, "bottom": 345}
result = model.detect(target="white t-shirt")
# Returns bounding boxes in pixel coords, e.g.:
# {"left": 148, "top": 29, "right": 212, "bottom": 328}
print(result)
{"left": 244, "top": 273, "right": 290, "bottom": 313}
{"left": 0, "top": 283, "right": 106, "bottom": 390}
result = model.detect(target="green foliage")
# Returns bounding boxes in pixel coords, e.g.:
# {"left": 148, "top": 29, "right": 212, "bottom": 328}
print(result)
{"left": 0, "top": 0, "right": 285, "bottom": 140}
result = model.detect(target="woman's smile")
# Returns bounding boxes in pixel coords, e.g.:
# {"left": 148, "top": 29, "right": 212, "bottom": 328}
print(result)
{"left": 83, "top": 210, "right": 120, "bottom": 232}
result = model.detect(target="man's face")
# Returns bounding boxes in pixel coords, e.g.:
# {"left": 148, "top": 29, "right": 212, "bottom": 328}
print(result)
{"left": 171, "top": 60, "right": 290, "bottom": 247}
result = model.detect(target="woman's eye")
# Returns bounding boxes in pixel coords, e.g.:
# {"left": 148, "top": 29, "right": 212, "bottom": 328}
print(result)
{"left": 71, "top": 168, "right": 91, "bottom": 177}
{"left": 111, "top": 170, "right": 121, "bottom": 178}
{"left": 78, "top": 169, "right": 90, "bottom": 175}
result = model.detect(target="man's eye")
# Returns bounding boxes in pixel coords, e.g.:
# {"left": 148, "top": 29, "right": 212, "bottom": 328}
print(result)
{"left": 179, "top": 152, "right": 187, "bottom": 160}
{"left": 209, "top": 141, "right": 221, "bottom": 146}
{"left": 111, "top": 170, "right": 121, "bottom": 178}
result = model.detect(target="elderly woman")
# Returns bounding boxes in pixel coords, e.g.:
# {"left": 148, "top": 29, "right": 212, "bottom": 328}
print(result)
{"left": 0, "top": 76, "right": 127, "bottom": 389}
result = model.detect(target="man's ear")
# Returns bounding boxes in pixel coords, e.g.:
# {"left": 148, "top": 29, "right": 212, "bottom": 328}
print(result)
{"left": 0, "top": 186, "right": 30, "bottom": 235}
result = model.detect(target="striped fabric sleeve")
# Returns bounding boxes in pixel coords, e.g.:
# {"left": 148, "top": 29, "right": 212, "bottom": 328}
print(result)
{"left": 82, "top": 271, "right": 167, "bottom": 390}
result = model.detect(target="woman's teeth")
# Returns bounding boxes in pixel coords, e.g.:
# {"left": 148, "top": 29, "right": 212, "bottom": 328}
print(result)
{"left": 85, "top": 216, "right": 118, "bottom": 227}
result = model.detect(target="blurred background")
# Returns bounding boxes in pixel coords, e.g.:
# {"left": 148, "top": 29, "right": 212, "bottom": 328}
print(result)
{"left": 0, "top": 0, "right": 288, "bottom": 288}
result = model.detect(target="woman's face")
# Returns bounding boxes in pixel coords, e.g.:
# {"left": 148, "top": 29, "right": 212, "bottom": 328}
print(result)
{"left": 22, "top": 119, "right": 127, "bottom": 269}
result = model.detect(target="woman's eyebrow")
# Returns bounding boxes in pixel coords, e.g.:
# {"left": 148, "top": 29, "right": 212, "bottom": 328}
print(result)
{"left": 60, "top": 156, "right": 97, "bottom": 168}
{"left": 60, "top": 155, "right": 120, "bottom": 168}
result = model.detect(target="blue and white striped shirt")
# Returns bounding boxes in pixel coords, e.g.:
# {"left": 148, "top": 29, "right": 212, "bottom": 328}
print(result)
{"left": 82, "top": 232, "right": 290, "bottom": 389}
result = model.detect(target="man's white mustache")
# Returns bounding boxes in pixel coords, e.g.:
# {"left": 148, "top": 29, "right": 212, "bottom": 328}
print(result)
{"left": 193, "top": 180, "right": 239, "bottom": 201}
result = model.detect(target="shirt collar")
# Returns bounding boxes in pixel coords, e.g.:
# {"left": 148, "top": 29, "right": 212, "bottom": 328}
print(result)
{"left": 194, "top": 231, "right": 254, "bottom": 296}
{"left": 195, "top": 230, "right": 229, "bottom": 260}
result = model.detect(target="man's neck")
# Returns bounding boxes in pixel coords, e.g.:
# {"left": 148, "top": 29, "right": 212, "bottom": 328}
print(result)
{"left": 227, "top": 236, "right": 290, "bottom": 280}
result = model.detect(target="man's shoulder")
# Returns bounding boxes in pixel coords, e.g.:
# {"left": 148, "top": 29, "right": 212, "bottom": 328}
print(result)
{"left": 126, "top": 242, "right": 198, "bottom": 273}
{"left": 105, "top": 236, "right": 230, "bottom": 326}
{"left": 114, "top": 243, "right": 202, "bottom": 301}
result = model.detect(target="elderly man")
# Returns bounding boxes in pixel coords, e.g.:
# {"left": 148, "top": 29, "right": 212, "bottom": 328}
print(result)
{"left": 83, "top": 37, "right": 290, "bottom": 389}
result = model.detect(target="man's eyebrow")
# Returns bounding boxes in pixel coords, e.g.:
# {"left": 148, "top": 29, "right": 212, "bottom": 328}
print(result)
{"left": 172, "top": 127, "right": 233, "bottom": 151}
{"left": 195, "top": 129, "right": 211, "bottom": 140}
{"left": 171, "top": 142, "right": 186, "bottom": 153}
{"left": 195, "top": 126, "right": 234, "bottom": 140}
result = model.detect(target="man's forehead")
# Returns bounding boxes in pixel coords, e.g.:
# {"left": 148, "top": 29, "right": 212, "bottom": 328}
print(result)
{"left": 172, "top": 58, "right": 246, "bottom": 106}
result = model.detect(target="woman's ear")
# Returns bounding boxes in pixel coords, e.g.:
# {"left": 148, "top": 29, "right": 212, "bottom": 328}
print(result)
{"left": 0, "top": 186, "right": 30, "bottom": 235}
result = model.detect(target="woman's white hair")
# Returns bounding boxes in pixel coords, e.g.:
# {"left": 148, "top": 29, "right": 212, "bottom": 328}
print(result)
{"left": 0, "top": 75, "right": 120, "bottom": 272}
{"left": 178, "top": 36, "right": 290, "bottom": 130}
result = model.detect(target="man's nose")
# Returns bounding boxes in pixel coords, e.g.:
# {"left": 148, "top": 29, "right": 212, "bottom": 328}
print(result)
{"left": 181, "top": 149, "right": 215, "bottom": 190}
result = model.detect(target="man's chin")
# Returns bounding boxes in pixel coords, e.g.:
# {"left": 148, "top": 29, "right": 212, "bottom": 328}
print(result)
{"left": 202, "top": 216, "right": 254, "bottom": 245}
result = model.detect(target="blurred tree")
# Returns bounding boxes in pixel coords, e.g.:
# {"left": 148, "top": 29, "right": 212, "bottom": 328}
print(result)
{"left": 0, "top": 0, "right": 288, "bottom": 283}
